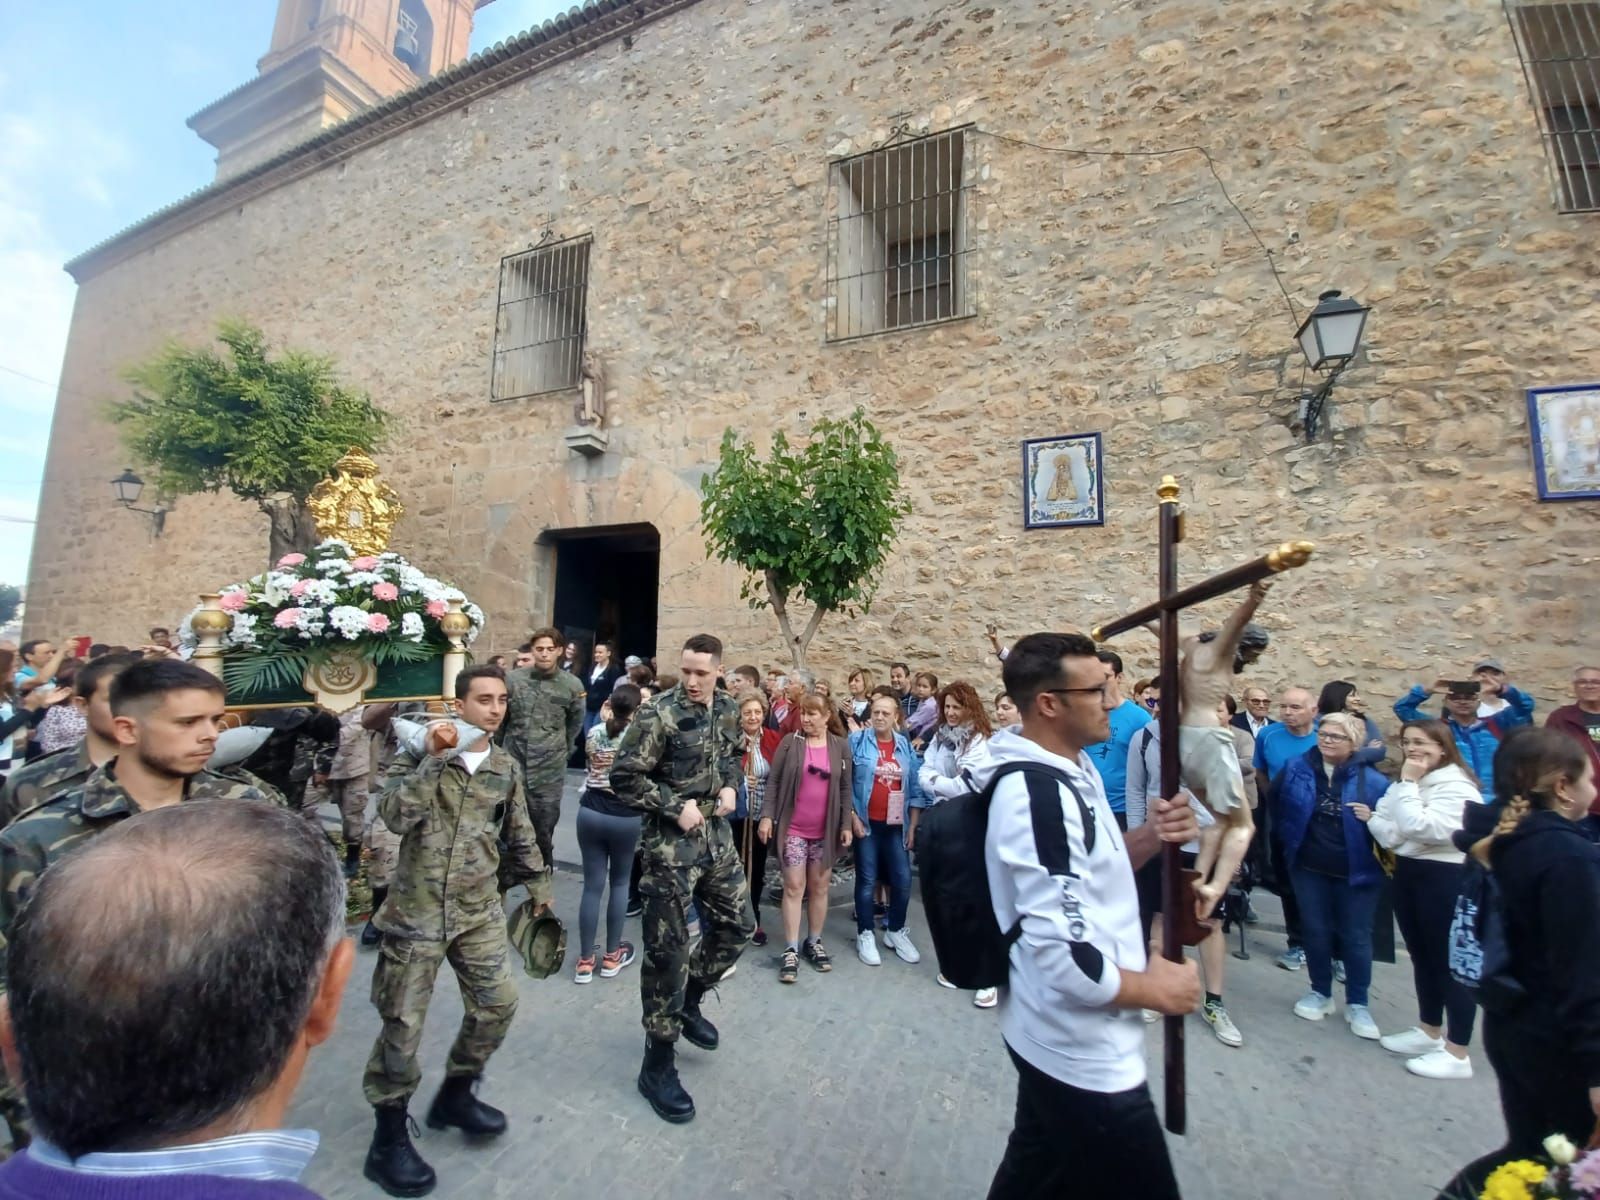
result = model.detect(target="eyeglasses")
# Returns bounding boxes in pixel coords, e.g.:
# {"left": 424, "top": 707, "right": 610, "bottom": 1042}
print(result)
{"left": 1316, "top": 731, "right": 1352, "bottom": 743}
{"left": 1046, "top": 684, "right": 1112, "bottom": 703}
{"left": 806, "top": 763, "right": 832, "bottom": 781}
{"left": 1245, "top": 697, "right": 1271, "bottom": 706}
{"left": 1576, "top": 679, "right": 1600, "bottom": 687}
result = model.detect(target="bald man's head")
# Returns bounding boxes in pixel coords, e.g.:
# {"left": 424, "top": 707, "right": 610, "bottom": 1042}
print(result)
{"left": 3, "top": 800, "right": 349, "bottom": 1157}
{"left": 1280, "top": 687, "right": 1316, "bottom": 734}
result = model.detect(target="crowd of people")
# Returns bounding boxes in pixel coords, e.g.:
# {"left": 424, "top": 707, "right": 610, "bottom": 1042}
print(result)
{"left": 0, "top": 620, "right": 1592, "bottom": 1199}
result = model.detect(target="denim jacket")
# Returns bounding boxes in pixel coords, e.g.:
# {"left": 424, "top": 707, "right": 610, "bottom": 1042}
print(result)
{"left": 848, "top": 729, "right": 927, "bottom": 841}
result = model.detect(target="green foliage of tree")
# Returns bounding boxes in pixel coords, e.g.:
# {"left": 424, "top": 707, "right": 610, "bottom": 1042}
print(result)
{"left": 0, "top": 584, "right": 20, "bottom": 626}
{"left": 111, "top": 321, "right": 388, "bottom": 563}
{"left": 701, "top": 409, "right": 910, "bottom": 670}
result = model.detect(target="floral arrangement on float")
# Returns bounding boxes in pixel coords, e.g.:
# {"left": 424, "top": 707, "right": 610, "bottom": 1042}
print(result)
{"left": 180, "top": 539, "right": 483, "bottom": 702}
{"left": 1462, "top": 1133, "right": 1600, "bottom": 1200}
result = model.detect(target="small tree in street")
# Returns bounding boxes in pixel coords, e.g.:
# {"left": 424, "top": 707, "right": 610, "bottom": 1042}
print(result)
{"left": 0, "top": 584, "right": 20, "bottom": 626}
{"left": 701, "top": 409, "right": 909, "bottom": 672}
{"left": 112, "top": 321, "right": 388, "bottom": 564}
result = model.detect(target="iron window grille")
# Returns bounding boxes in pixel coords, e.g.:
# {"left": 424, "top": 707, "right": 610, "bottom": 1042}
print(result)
{"left": 826, "top": 127, "right": 975, "bottom": 342}
{"left": 491, "top": 235, "right": 592, "bottom": 401}
{"left": 1505, "top": 1, "right": 1600, "bottom": 213}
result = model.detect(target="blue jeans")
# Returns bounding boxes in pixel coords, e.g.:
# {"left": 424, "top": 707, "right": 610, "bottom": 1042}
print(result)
{"left": 1289, "top": 865, "right": 1379, "bottom": 1005}
{"left": 855, "top": 820, "right": 911, "bottom": 934}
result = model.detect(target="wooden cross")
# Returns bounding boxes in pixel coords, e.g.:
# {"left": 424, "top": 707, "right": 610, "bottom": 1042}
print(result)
{"left": 1091, "top": 475, "right": 1314, "bottom": 1135}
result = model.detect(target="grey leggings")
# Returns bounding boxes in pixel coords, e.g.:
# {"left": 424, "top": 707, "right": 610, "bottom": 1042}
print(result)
{"left": 576, "top": 801, "right": 642, "bottom": 957}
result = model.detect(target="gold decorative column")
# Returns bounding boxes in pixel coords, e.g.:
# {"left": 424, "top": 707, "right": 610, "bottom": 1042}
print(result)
{"left": 439, "top": 598, "right": 472, "bottom": 700}
{"left": 190, "top": 594, "right": 230, "bottom": 680}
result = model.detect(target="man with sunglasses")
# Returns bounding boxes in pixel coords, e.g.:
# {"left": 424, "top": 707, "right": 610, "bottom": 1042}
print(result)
{"left": 1231, "top": 687, "right": 1276, "bottom": 738}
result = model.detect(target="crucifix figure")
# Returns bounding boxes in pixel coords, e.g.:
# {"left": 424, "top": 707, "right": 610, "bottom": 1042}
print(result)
{"left": 1092, "top": 476, "right": 1313, "bottom": 1135}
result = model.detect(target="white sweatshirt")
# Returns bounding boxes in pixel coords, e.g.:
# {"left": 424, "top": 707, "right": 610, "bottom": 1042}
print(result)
{"left": 918, "top": 725, "right": 992, "bottom": 803}
{"left": 1366, "top": 763, "right": 1480, "bottom": 864}
{"left": 977, "top": 729, "right": 1148, "bottom": 1094}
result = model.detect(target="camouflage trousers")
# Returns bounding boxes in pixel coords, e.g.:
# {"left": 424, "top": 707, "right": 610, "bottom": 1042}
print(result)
{"left": 639, "top": 816, "right": 753, "bottom": 1043}
{"left": 362, "top": 921, "right": 518, "bottom": 1107}
{"left": 523, "top": 770, "right": 565, "bottom": 874}
{"left": 300, "top": 776, "right": 369, "bottom": 845}
{"left": 365, "top": 816, "right": 402, "bottom": 890}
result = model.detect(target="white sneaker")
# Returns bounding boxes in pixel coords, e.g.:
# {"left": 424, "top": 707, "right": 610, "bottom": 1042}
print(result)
{"left": 883, "top": 927, "right": 922, "bottom": 963}
{"left": 1405, "top": 1047, "right": 1473, "bottom": 1080}
{"left": 1203, "top": 1001, "right": 1243, "bottom": 1048}
{"left": 856, "top": 930, "right": 882, "bottom": 966}
{"left": 1294, "top": 991, "right": 1336, "bottom": 1021}
{"left": 935, "top": 973, "right": 959, "bottom": 990}
{"left": 974, "top": 988, "right": 999, "bottom": 1009}
{"left": 1381, "top": 1027, "right": 1445, "bottom": 1057}
{"left": 1346, "top": 1004, "right": 1381, "bottom": 1040}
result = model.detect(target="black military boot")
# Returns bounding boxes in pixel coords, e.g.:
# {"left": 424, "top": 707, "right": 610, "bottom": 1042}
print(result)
{"left": 426, "top": 1074, "right": 507, "bottom": 1137}
{"left": 363, "top": 1103, "right": 436, "bottom": 1198}
{"left": 637, "top": 1036, "right": 695, "bottom": 1124}
{"left": 681, "top": 979, "right": 719, "bottom": 1051}
{"left": 361, "top": 887, "right": 388, "bottom": 948}
{"left": 344, "top": 842, "right": 362, "bottom": 879}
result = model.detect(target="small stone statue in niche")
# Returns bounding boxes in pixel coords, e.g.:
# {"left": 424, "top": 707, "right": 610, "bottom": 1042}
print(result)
{"left": 576, "top": 351, "right": 606, "bottom": 426}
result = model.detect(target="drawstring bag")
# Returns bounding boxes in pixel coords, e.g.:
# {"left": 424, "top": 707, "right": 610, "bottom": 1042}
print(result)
{"left": 1447, "top": 859, "right": 1525, "bottom": 1013}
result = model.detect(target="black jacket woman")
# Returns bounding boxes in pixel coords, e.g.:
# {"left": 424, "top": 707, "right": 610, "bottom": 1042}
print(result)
{"left": 1439, "top": 727, "right": 1600, "bottom": 1196}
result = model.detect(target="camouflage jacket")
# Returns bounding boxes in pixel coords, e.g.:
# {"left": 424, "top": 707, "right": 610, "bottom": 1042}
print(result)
{"left": 498, "top": 667, "right": 584, "bottom": 772}
{"left": 610, "top": 686, "right": 742, "bottom": 825}
{"left": 0, "top": 761, "right": 277, "bottom": 983}
{"left": 0, "top": 742, "right": 94, "bottom": 827}
{"left": 375, "top": 742, "right": 547, "bottom": 941}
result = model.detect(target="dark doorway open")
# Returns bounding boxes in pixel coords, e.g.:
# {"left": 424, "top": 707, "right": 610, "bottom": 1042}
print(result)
{"left": 548, "top": 523, "right": 660, "bottom": 667}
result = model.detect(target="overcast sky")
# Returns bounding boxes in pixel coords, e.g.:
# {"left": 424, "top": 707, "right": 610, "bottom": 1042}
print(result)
{"left": 0, "top": 0, "right": 573, "bottom": 591}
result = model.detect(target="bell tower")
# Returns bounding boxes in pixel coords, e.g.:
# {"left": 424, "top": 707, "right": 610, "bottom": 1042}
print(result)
{"left": 189, "top": 0, "right": 492, "bottom": 180}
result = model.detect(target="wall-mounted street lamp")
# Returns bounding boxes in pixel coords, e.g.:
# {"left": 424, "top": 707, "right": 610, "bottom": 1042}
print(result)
{"left": 1293, "top": 289, "right": 1370, "bottom": 442}
{"left": 110, "top": 468, "right": 169, "bottom": 536}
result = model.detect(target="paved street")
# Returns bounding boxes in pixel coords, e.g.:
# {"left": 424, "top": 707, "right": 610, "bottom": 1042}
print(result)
{"left": 299, "top": 778, "right": 1502, "bottom": 1199}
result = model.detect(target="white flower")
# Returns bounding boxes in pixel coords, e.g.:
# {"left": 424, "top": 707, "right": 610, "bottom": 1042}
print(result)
{"left": 301, "top": 580, "right": 339, "bottom": 606}
{"left": 328, "top": 606, "right": 369, "bottom": 640}
{"left": 227, "top": 613, "right": 259, "bottom": 649}
{"left": 465, "top": 603, "right": 484, "bottom": 628}
{"left": 318, "top": 538, "right": 354, "bottom": 556}
{"left": 347, "top": 571, "right": 383, "bottom": 587}
{"left": 319, "top": 558, "right": 353, "bottom": 577}
{"left": 400, "top": 612, "right": 425, "bottom": 642}
{"left": 441, "top": 587, "right": 466, "bottom": 602}
{"left": 294, "top": 608, "right": 327, "bottom": 637}
{"left": 178, "top": 610, "right": 199, "bottom": 650}
{"left": 1545, "top": 1134, "right": 1578, "bottom": 1166}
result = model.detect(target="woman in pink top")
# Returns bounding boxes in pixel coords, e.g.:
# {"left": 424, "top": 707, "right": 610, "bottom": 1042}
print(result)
{"left": 759, "top": 694, "right": 854, "bottom": 983}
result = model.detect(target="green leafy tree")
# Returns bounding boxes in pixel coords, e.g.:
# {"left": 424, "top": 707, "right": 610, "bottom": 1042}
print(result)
{"left": 112, "top": 321, "right": 388, "bottom": 564}
{"left": 701, "top": 409, "right": 910, "bottom": 671}
{"left": 0, "top": 584, "right": 20, "bottom": 626}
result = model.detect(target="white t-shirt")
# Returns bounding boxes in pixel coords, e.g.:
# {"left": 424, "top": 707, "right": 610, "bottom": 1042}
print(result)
{"left": 458, "top": 748, "right": 491, "bottom": 775}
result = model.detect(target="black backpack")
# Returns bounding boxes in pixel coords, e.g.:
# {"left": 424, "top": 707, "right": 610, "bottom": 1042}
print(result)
{"left": 919, "top": 761, "right": 1095, "bottom": 991}
{"left": 1448, "top": 858, "right": 1526, "bottom": 1013}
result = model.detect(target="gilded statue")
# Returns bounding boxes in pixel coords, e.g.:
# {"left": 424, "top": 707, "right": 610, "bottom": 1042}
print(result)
{"left": 306, "top": 448, "right": 403, "bottom": 556}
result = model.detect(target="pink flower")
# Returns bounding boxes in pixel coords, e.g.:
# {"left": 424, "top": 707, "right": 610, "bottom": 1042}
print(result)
{"left": 290, "top": 579, "right": 312, "bottom": 598}
{"left": 425, "top": 600, "right": 447, "bottom": 617}
{"left": 372, "top": 582, "right": 399, "bottom": 602}
{"left": 351, "top": 555, "right": 380, "bottom": 571}
{"left": 218, "top": 591, "right": 249, "bottom": 612}
{"left": 273, "top": 608, "right": 302, "bottom": 629}
{"left": 367, "top": 613, "right": 391, "bottom": 633}
{"left": 276, "top": 553, "right": 306, "bottom": 568}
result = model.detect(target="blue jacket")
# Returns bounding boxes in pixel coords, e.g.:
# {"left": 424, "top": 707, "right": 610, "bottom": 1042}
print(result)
{"left": 1276, "top": 749, "right": 1391, "bottom": 887}
{"left": 1392, "top": 684, "right": 1534, "bottom": 804}
{"left": 848, "top": 729, "right": 926, "bottom": 834}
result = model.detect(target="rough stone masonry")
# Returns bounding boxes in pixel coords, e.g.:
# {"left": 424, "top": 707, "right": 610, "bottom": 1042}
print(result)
{"left": 28, "top": 0, "right": 1598, "bottom": 721}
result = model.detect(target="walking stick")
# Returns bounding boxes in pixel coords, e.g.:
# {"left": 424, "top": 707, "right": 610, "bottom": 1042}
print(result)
{"left": 1092, "top": 476, "right": 1314, "bottom": 1135}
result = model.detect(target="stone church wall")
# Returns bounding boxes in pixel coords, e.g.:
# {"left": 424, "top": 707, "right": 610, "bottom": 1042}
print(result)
{"left": 29, "top": 0, "right": 1598, "bottom": 721}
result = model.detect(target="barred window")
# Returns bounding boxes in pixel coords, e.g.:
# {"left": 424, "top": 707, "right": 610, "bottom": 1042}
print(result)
{"left": 826, "top": 127, "right": 975, "bottom": 342}
{"left": 491, "top": 236, "right": 591, "bottom": 401}
{"left": 1506, "top": 1, "right": 1600, "bottom": 213}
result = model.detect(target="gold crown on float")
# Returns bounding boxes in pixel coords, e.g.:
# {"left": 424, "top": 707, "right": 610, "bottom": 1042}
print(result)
{"left": 306, "top": 447, "right": 403, "bottom": 557}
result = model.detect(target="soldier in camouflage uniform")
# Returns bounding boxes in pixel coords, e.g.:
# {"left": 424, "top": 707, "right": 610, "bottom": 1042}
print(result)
{"left": 0, "top": 659, "right": 277, "bottom": 962}
{"left": 362, "top": 665, "right": 547, "bottom": 1199}
{"left": 498, "top": 626, "right": 584, "bottom": 877}
{"left": 610, "top": 633, "right": 753, "bottom": 1125}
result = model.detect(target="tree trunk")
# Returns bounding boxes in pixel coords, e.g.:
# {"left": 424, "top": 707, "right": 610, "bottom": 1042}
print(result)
{"left": 764, "top": 571, "right": 828, "bottom": 673}
{"left": 261, "top": 495, "right": 317, "bottom": 567}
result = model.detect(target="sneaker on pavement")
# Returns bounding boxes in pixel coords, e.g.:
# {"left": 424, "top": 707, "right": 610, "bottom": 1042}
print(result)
{"left": 883, "top": 928, "right": 921, "bottom": 963}
{"left": 1203, "top": 1001, "right": 1243, "bottom": 1048}
{"left": 802, "top": 939, "right": 833, "bottom": 973}
{"left": 936, "top": 973, "right": 959, "bottom": 990}
{"left": 574, "top": 955, "right": 596, "bottom": 985}
{"left": 1293, "top": 991, "right": 1335, "bottom": 1021}
{"left": 1381, "top": 1027, "right": 1445, "bottom": 1057}
{"left": 857, "top": 930, "right": 882, "bottom": 966}
{"left": 625, "top": 899, "right": 644, "bottom": 918}
{"left": 779, "top": 949, "right": 799, "bottom": 984}
{"left": 1333, "top": 959, "right": 1347, "bottom": 984}
{"left": 600, "top": 941, "right": 635, "bottom": 978}
{"left": 751, "top": 927, "right": 768, "bottom": 946}
{"left": 1346, "top": 1004, "right": 1381, "bottom": 1040}
{"left": 1277, "top": 947, "right": 1306, "bottom": 972}
{"left": 1405, "top": 1047, "right": 1473, "bottom": 1080}
{"left": 974, "top": 988, "right": 999, "bottom": 1009}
